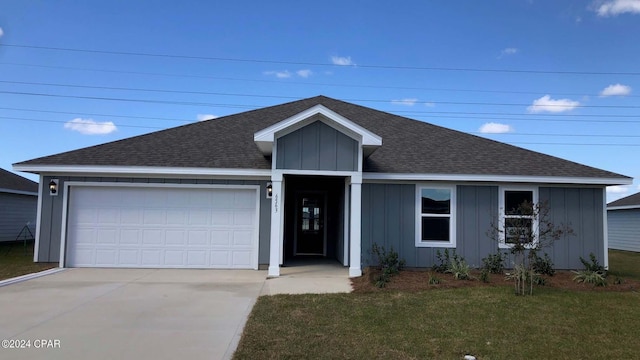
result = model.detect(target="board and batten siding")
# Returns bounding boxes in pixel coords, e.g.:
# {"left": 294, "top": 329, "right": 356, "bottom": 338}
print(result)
{"left": 37, "top": 176, "right": 271, "bottom": 264}
{"left": 361, "top": 184, "right": 606, "bottom": 269}
{"left": 276, "top": 118, "right": 358, "bottom": 171}
{"left": 608, "top": 209, "right": 640, "bottom": 252}
{"left": 0, "top": 192, "right": 37, "bottom": 242}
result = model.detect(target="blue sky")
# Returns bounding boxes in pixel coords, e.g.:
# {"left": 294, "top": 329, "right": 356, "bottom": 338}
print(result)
{"left": 1, "top": 0, "right": 639, "bottom": 201}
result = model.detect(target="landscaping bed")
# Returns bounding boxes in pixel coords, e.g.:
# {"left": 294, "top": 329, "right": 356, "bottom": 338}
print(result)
{"left": 352, "top": 268, "right": 640, "bottom": 293}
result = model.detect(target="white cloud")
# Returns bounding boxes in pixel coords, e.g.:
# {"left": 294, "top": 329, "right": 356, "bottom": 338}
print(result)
{"left": 478, "top": 122, "right": 514, "bottom": 134}
{"left": 331, "top": 56, "right": 355, "bottom": 66}
{"left": 263, "top": 70, "right": 291, "bottom": 78}
{"left": 527, "top": 95, "right": 580, "bottom": 113}
{"left": 197, "top": 114, "right": 217, "bottom": 121}
{"left": 64, "top": 118, "right": 117, "bottom": 135}
{"left": 296, "top": 69, "right": 312, "bottom": 78}
{"left": 607, "top": 185, "right": 630, "bottom": 194}
{"left": 391, "top": 98, "right": 418, "bottom": 106}
{"left": 593, "top": 0, "right": 640, "bottom": 16}
{"left": 499, "top": 47, "right": 518, "bottom": 58}
{"left": 424, "top": 102, "right": 436, "bottom": 107}
{"left": 0, "top": 27, "right": 4, "bottom": 38}
{"left": 599, "top": 83, "right": 632, "bottom": 97}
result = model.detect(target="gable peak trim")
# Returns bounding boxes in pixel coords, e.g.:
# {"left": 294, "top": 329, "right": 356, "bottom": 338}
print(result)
{"left": 254, "top": 104, "right": 382, "bottom": 155}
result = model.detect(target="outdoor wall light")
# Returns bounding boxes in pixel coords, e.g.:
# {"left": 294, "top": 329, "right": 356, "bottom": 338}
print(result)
{"left": 49, "top": 179, "right": 59, "bottom": 196}
{"left": 266, "top": 182, "right": 273, "bottom": 199}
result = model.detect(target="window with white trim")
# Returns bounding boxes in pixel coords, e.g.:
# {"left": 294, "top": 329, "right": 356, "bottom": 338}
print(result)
{"left": 416, "top": 185, "right": 456, "bottom": 247}
{"left": 499, "top": 187, "right": 538, "bottom": 248}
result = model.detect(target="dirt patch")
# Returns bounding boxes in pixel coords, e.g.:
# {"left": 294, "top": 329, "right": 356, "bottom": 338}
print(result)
{"left": 351, "top": 268, "right": 640, "bottom": 293}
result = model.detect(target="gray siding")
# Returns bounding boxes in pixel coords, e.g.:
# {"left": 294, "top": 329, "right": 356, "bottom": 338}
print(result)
{"left": 37, "top": 176, "right": 271, "bottom": 264}
{"left": 542, "top": 187, "right": 605, "bottom": 269}
{"left": 361, "top": 184, "right": 606, "bottom": 270}
{"left": 0, "top": 192, "right": 37, "bottom": 242}
{"left": 456, "top": 186, "right": 499, "bottom": 268}
{"left": 276, "top": 118, "right": 358, "bottom": 171}
{"left": 608, "top": 209, "right": 640, "bottom": 252}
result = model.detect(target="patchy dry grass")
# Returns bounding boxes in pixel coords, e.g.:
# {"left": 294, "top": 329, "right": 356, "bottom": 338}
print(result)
{"left": 0, "top": 241, "right": 57, "bottom": 281}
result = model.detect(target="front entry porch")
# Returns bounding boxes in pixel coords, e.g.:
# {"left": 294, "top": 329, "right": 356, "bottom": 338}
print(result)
{"left": 268, "top": 173, "right": 362, "bottom": 278}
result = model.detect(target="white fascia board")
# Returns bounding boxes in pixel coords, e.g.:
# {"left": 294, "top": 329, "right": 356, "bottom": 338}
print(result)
{"left": 362, "top": 173, "right": 633, "bottom": 186}
{"left": 253, "top": 104, "right": 382, "bottom": 155}
{"left": 607, "top": 205, "right": 640, "bottom": 211}
{"left": 0, "top": 188, "right": 38, "bottom": 196}
{"left": 12, "top": 164, "right": 272, "bottom": 179}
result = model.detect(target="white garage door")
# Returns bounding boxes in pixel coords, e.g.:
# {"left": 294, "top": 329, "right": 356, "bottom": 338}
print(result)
{"left": 65, "top": 186, "right": 259, "bottom": 269}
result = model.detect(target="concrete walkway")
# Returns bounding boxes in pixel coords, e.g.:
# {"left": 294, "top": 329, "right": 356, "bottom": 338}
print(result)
{"left": 261, "top": 262, "right": 353, "bottom": 295}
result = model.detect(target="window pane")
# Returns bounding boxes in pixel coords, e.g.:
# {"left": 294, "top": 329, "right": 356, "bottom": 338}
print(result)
{"left": 505, "top": 218, "right": 533, "bottom": 244}
{"left": 505, "top": 191, "right": 533, "bottom": 215}
{"left": 421, "top": 188, "right": 451, "bottom": 214}
{"left": 421, "top": 217, "right": 450, "bottom": 241}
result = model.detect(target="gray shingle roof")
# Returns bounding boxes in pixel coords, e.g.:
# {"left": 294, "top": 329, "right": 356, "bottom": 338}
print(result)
{"left": 0, "top": 168, "right": 38, "bottom": 193}
{"left": 15, "top": 95, "right": 630, "bottom": 181}
{"left": 608, "top": 192, "right": 640, "bottom": 207}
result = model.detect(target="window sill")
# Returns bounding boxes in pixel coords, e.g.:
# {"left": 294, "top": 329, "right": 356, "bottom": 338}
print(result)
{"left": 416, "top": 241, "right": 456, "bottom": 248}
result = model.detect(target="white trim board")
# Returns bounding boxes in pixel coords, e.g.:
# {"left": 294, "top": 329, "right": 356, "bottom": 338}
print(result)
{"left": 254, "top": 104, "right": 382, "bottom": 155}
{"left": 363, "top": 173, "right": 631, "bottom": 186}
{"left": 13, "top": 165, "right": 272, "bottom": 178}
{"left": 607, "top": 205, "right": 640, "bottom": 211}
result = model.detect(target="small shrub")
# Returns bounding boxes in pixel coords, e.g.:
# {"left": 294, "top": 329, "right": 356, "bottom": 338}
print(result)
{"left": 447, "top": 257, "right": 471, "bottom": 280}
{"left": 432, "top": 249, "right": 461, "bottom": 273}
{"left": 579, "top": 253, "right": 606, "bottom": 275}
{"left": 572, "top": 252, "right": 607, "bottom": 287}
{"left": 480, "top": 268, "right": 490, "bottom": 283}
{"left": 573, "top": 270, "right": 607, "bottom": 287}
{"left": 371, "top": 243, "right": 406, "bottom": 288}
{"left": 614, "top": 277, "right": 623, "bottom": 285}
{"left": 532, "top": 252, "right": 555, "bottom": 276}
{"left": 481, "top": 251, "right": 507, "bottom": 274}
{"left": 428, "top": 273, "right": 441, "bottom": 285}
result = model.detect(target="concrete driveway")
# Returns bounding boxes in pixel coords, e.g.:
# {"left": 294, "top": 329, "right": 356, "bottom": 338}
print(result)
{"left": 0, "top": 268, "right": 267, "bottom": 360}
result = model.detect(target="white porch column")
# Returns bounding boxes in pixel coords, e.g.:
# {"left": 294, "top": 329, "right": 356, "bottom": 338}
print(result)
{"left": 268, "top": 173, "right": 284, "bottom": 277}
{"left": 349, "top": 175, "right": 362, "bottom": 277}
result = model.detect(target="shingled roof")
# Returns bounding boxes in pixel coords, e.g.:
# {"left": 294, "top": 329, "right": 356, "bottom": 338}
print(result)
{"left": 608, "top": 192, "right": 640, "bottom": 208}
{"left": 14, "top": 95, "right": 630, "bottom": 181}
{"left": 0, "top": 168, "right": 38, "bottom": 193}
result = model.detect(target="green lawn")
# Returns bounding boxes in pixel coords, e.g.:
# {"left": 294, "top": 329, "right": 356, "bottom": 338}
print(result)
{"left": 0, "top": 241, "right": 58, "bottom": 281}
{"left": 609, "top": 249, "right": 640, "bottom": 280}
{"left": 235, "top": 250, "right": 640, "bottom": 360}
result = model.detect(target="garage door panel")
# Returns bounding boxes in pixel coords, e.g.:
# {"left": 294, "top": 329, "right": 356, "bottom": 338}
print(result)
{"left": 189, "top": 209, "right": 210, "bottom": 225}
{"left": 120, "top": 229, "right": 140, "bottom": 245}
{"left": 165, "top": 230, "right": 186, "bottom": 245}
{"left": 97, "top": 229, "right": 117, "bottom": 244}
{"left": 96, "top": 249, "right": 117, "bottom": 266}
{"left": 233, "top": 231, "right": 253, "bottom": 246}
{"left": 120, "top": 209, "right": 142, "bottom": 225}
{"left": 143, "top": 209, "right": 166, "bottom": 225}
{"left": 118, "top": 249, "right": 139, "bottom": 265}
{"left": 66, "top": 186, "right": 258, "bottom": 269}
{"left": 234, "top": 210, "right": 254, "bottom": 225}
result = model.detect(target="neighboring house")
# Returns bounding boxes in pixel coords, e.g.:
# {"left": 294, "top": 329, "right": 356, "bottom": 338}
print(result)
{"left": 607, "top": 192, "right": 640, "bottom": 252}
{"left": 13, "top": 96, "right": 632, "bottom": 276}
{"left": 0, "top": 168, "right": 38, "bottom": 242}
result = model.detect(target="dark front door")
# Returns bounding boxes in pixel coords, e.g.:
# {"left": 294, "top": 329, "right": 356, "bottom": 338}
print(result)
{"left": 295, "top": 193, "right": 326, "bottom": 255}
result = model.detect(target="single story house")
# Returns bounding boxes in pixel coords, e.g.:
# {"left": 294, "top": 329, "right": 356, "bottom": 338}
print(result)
{"left": 13, "top": 96, "right": 632, "bottom": 276}
{"left": 0, "top": 168, "right": 38, "bottom": 242}
{"left": 607, "top": 192, "right": 640, "bottom": 252}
